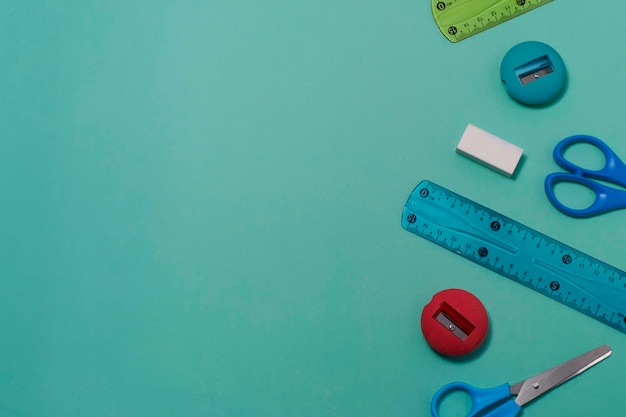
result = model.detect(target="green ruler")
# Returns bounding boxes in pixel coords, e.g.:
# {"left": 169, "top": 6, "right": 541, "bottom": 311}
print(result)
{"left": 402, "top": 180, "right": 626, "bottom": 334}
{"left": 432, "top": 0, "right": 553, "bottom": 43}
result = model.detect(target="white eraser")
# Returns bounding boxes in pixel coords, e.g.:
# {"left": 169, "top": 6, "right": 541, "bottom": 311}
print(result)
{"left": 456, "top": 124, "right": 524, "bottom": 177}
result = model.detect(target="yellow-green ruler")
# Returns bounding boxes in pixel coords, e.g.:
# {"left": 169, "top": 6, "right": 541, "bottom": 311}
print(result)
{"left": 432, "top": 0, "right": 553, "bottom": 43}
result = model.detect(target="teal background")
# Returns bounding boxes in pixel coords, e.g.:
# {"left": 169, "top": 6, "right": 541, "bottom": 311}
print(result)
{"left": 2, "top": 1, "right": 625, "bottom": 416}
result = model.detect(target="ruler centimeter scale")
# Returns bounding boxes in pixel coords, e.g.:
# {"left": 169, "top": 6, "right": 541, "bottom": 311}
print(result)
{"left": 402, "top": 180, "right": 626, "bottom": 333}
{"left": 432, "top": 0, "right": 553, "bottom": 43}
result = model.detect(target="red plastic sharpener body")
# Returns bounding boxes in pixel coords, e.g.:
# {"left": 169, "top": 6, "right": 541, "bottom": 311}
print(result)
{"left": 421, "top": 288, "right": 489, "bottom": 357}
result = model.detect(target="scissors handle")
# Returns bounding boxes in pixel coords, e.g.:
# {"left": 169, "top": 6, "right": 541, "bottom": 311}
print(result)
{"left": 552, "top": 135, "right": 626, "bottom": 184}
{"left": 545, "top": 135, "right": 626, "bottom": 217}
{"left": 431, "top": 382, "right": 521, "bottom": 417}
{"left": 544, "top": 173, "right": 626, "bottom": 217}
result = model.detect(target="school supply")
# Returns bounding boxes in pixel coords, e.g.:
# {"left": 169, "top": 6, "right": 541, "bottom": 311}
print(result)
{"left": 500, "top": 41, "right": 566, "bottom": 105}
{"left": 402, "top": 180, "right": 626, "bottom": 333}
{"left": 431, "top": 345, "right": 611, "bottom": 417}
{"left": 431, "top": 0, "right": 553, "bottom": 43}
{"left": 545, "top": 135, "right": 626, "bottom": 217}
{"left": 421, "top": 288, "right": 489, "bottom": 356}
{"left": 456, "top": 124, "right": 524, "bottom": 177}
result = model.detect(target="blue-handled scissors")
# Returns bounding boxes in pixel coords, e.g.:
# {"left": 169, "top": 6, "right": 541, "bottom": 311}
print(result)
{"left": 431, "top": 345, "right": 611, "bottom": 417}
{"left": 545, "top": 135, "right": 626, "bottom": 217}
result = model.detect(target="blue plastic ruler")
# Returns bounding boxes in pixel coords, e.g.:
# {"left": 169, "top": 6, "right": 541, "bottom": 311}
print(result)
{"left": 402, "top": 180, "right": 626, "bottom": 333}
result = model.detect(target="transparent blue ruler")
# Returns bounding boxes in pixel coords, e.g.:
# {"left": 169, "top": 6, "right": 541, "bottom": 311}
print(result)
{"left": 402, "top": 180, "right": 626, "bottom": 333}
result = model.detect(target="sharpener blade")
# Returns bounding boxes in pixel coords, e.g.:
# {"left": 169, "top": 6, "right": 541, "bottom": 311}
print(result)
{"left": 515, "top": 55, "right": 554, "bottom": 85}
{"left": 433, "top": 302, "right": 475, "bottom": 341}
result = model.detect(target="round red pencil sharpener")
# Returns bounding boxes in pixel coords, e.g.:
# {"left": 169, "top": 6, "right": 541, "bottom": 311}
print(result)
{"left": 421, "top": 289, "right": 489, "bottom": 357}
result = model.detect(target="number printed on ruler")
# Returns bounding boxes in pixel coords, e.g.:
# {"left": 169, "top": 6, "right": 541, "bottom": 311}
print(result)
{"left": 402, "top": 180, "right": 626, "bottom": 333}
{"left": 431, "top": 0, "right": 554, "bottom": 43}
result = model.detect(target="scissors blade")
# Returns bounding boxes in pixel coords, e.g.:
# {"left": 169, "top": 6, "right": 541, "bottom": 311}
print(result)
{"left": 511, "top": 345, "right": 612, "bottom": 406}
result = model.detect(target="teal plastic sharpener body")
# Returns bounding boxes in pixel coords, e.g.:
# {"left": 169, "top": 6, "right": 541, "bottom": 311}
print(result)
{"left": 500, "top": 41, "right": 566, "bottom": 106}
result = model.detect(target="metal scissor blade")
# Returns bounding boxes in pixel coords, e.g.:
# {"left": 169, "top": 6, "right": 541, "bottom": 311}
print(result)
{"left": 512, "top": 345, "right": 612, "bottom": 406}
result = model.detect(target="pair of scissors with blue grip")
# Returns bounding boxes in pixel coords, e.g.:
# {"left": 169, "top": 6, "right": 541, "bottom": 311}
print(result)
{"left": 431, "top": 345, "right": 611, "bottom": 417}
{"left": 545, "top": 135, "right": 626, "bottom": 217}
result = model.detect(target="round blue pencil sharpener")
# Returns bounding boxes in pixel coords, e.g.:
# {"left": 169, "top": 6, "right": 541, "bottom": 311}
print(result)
{"left": 500, "top": 41, "right": 566, "bottom": 106}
